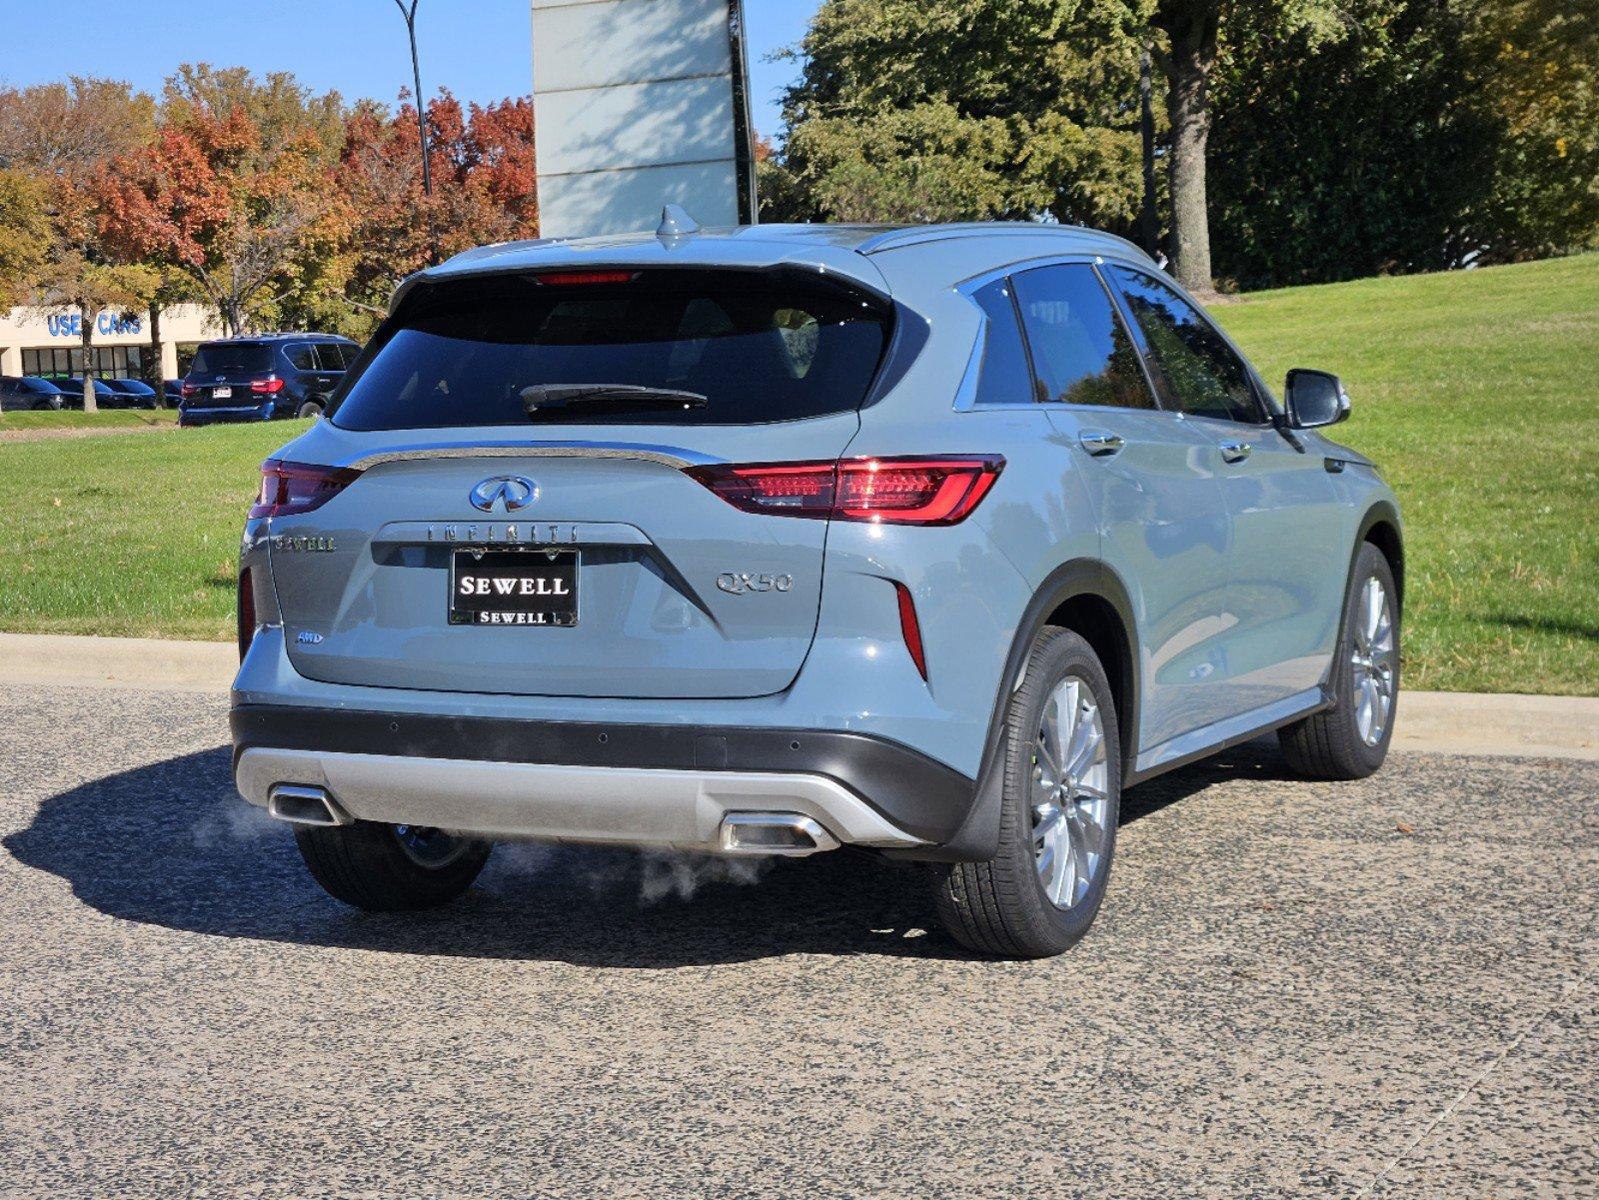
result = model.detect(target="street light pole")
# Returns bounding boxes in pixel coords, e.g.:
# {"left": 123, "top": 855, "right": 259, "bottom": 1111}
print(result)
{"left": 393, "top": 0, "right": 432, "bottom": 196}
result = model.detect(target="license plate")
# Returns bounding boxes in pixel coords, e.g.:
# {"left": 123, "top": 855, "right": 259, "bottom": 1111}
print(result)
{"left": 449, "top": 549, "right": 578, "bottom": 627}
{"left": 213, "top": 385, "right": 232, "bottom": 399}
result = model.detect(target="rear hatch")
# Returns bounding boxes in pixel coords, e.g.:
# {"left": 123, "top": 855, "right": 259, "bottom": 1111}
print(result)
{"left": 185, "top": 342, "right": 274, "bottom": 407}
{"left": 265, "top": 265, "right": 890, "bottom": 699}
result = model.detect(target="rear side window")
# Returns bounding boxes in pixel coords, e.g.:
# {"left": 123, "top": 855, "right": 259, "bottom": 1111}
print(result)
{"left": 285, "top": 344, "right": 316, "bottom": 371}
{"left": 332, "top": 269, "right": 889, "bottom": 430}
{"left": 190, "top": 343, "right": 271, "bottom": 376}
{"left": 969, "top": 279, "right": 1033, "bottom": 406}
{"left": 313, "top": 343, "right": 348, "bottom": 371}
{"left": 1011, "top": 265, "right": 1153, "bottom": 409}
{"left": 1108, "top": 266, "right": 1261, "bottom": 423}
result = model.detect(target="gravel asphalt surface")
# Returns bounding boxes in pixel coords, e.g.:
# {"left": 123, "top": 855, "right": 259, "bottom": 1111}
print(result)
{"left": 1, "top": 683, "right": 1594, "bottom": 1198}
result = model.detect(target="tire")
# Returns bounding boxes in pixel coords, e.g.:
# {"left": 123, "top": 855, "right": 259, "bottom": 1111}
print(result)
{"left": 296, "top": 399, "right": 325, "bottom": 420}
{"left": 293, "top": 820, "right": 492, "bottom": 912}
{"left": 934, "top": 627, "right": 1121, "bottom": 958}
{"left": 1279, "top": 541, "right": 1400, "bottom": 780}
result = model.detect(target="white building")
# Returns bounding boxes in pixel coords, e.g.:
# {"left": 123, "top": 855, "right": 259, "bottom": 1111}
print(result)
{"left": 0, "top": 303, "right": 223, "bottom": 381}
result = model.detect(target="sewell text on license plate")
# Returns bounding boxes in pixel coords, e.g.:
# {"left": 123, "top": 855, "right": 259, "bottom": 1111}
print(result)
{"left": 450, "top": 548, "right": 578, "bottom": 627}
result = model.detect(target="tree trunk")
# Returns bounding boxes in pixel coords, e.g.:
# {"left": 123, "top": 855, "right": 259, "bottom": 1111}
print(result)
{"left": 1139, "top": 48, "right": 1160, "bottom": 257}
{"left": 1163, "top": 7, "right": 1219, "bottom": 294}
{"left": 79, "top": 305, "right": 97, "bottom": 414}
{"left": 147, "top": 302, "right": 163, "bottom": 390}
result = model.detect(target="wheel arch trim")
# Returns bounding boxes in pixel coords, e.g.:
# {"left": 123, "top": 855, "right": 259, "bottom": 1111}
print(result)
{"left": 895, "top": 558, "right": 1140, "bottom": 863}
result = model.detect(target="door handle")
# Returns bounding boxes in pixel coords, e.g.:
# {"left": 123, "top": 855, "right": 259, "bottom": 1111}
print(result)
{"left": 1079, "top": 430, "right": 1126, "bottom": 457}
{"left": 1219, "top": 440, "right": 1253, "bottom": 463}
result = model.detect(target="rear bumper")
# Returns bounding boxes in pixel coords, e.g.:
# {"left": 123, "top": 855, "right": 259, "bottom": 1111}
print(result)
{"left": 231, "top": 704, "right": 976, "bottom": 851}
{"left": 179, "top": 404, "right": 273, "bottom": 425}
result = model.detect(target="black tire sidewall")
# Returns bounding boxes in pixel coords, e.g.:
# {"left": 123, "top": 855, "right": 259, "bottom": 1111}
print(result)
{"left": 1334, "top": 544, "right": 1400, "bottom": 773}
{"left": 999, "top": 628, "right": 1122, "bottom": 955}
{"left": 294, "top": 821, "right": 492, "bottom": 912}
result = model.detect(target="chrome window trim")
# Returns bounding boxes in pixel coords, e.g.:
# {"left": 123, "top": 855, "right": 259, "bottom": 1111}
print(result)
{"left": 342, "top": 441, "right": 717, "bottom": 472}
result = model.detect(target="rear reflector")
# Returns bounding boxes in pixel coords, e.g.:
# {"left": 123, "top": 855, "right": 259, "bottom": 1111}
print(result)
{"left": 250, "top": 459, "right": 362, "bottom": 519}
{"left": 237, "top": 566, "right": 256, "bottom": 662}
{"left": 894, "top": 582, "right": 928, "bottom": 679}
{"left": 687, "top": 456, "right": 1003, "bottom": 526}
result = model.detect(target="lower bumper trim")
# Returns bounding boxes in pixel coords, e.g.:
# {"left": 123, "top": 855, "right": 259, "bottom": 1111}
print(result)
{"left": 230, "top": 704, "right": 977, "bottom": 845}
{"left": 237, "top": 748, "right": 926, "bottom": 852}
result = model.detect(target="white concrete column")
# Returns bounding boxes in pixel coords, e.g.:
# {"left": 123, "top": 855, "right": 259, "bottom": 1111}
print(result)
{"left": 160, "top": 339, "right": 178, "bottom": 380}
{"left": 0, "top": 345, "right": 19, "bottom": 375}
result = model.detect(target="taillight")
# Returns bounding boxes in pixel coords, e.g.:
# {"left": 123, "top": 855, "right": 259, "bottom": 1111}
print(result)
{"left": 237, "top": 566, "right": 256, "bottom": 662}
{"left": 250, "top": 376, "right": 285, "bottom": 393}
{"left": 180, "top": 382, "right": 197, "bottom": 397}
{"left": 249, "top": 459, "right": 361, "bottom": 519}
{"left": 687, "top": 456, "right": 1004, "bottom": 526}
{"left": 894, "top": 581, "right": 928, "bottom": 679}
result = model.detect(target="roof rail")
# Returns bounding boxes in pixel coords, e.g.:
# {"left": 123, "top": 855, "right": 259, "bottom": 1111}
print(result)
{"left": 855, "top": 222, "right": 1152, "bottom": 262}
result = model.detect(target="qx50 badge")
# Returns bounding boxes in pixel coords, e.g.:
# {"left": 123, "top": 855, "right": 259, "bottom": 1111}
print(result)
{"left": 717, "top": 572, "right": 794, "bottom": 595}
{"left": 470, "top": 475, "right": 539, "bottom": 514}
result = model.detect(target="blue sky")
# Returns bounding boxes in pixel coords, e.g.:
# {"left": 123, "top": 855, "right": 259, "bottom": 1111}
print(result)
{"left": 0, "top": 0, "right": 819, "bottom": 142}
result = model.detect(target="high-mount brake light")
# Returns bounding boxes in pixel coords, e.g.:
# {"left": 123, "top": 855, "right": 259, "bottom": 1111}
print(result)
{"left": 249, "top": 459, "right": 362, "bottom": 519}
{"left": 687, "top": 456, "right": 1004, "bottom": 526}
{"left": 250, "top": 376, "right": 285, "bottom": 394}
{"left": 534, "top": 270, "right": 639, "bottom": 286}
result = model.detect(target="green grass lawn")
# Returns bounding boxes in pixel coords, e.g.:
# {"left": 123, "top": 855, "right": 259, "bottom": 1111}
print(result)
{"left": 0, "top": 253, "right": 1595, "bottom": 693}
{"left": 0, "top": 420, "right": 298, "bottom": 641}
{"left": 0, "top": 408, "right": 178, "bottom": 431}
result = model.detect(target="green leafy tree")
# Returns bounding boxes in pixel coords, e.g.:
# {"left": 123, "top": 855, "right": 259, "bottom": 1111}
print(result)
{"left": 1467, "top": 0, "right": 1599, "bottom": 261}
{"left": 0, "top": 169, "right": 50, "bottom": 309}
{"left": 769, "top": 0, "right": 1146, "bottom": 232}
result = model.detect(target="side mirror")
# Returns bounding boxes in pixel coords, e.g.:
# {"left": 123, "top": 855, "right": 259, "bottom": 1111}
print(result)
{"left": 1284, "top": 368, "right": 1350, "bottom": 429}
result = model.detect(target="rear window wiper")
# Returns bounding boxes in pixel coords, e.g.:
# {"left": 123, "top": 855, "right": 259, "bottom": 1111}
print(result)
{"left": 519, "top": 383, "right": 709, "bottom": 416}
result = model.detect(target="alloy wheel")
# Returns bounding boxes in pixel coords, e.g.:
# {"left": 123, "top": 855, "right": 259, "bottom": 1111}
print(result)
{"left": 1350, "top": 575, "right": 1397, "bottom": 746}
{"left": 1030, "top": 675, "right": 1112, "bottom": 909}
{"left": 392, "top": 825, "right": 473, "bottom": 869}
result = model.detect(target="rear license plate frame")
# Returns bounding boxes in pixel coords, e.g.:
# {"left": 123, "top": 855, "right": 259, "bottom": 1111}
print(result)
{"left": 448, "top": 547, "right": 579, "bottom": 627}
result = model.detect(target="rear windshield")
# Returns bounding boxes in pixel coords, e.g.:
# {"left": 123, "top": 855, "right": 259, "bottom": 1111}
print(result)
{"left": 331, "top": 268, "right": 890, "bottom": 430}
{"left": 190, "top": 343, "right": 271, "bottom": 376}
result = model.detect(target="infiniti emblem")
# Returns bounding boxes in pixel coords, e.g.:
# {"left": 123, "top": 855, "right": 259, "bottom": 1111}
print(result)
{"left": 469, "top": 475, "right": 538, "bottom": 513}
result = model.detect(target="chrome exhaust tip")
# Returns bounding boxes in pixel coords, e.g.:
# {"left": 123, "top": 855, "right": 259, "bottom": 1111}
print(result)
{"left": 717, "top": 812, "right": 840, "bottom": 857}
{"left": 266, "top": 784, "right": 354, "bottom": 828}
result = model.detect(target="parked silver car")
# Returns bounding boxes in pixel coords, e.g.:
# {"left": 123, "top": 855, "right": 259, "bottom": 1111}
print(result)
{"left": 232, "top": 217, "right": 1402, "bottom": 957}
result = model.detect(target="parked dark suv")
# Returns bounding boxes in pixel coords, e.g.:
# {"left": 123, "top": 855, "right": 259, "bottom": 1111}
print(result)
{"left": 179, "top": 334, "right": 360, "bottom": 426}
{"left": 0, "top": 376, "right": 68, "bottom": 411}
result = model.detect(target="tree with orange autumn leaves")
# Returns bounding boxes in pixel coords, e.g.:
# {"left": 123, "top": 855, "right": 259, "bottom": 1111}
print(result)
{"left": 2, "top": 68, "right": 537, "bottom": 372}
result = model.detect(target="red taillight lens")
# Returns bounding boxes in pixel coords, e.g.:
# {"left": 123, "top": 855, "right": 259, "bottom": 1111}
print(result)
{"left": 534, "top": 270, "right": 638, "bottom": 286}
{"left": 250, "top": 376, "right": 285, "bottom": 394}
{"left": 180, "top": 382, "right": 197, "bottom": 397}
{"left": 249, "top": 459, "right": 361, "bottom": 519}
{"left": 687, "top": 456, "right": 1003, "bottom": 526}
{"left": 238, "top": 566, "right": 256, "bottom": 662}
{"left": 894, "top": 581, "right": 928, "bottom": 679}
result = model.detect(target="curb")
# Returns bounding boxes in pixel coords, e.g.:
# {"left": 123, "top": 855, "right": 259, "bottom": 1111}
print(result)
{"left": 1, "top": 632, "right": 1594, "bottom": 761}
{"left": 0, "top": 632, "right": 236, "bottom": 693}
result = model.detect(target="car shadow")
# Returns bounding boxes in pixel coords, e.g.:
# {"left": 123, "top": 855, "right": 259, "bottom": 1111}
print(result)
{"left": 3, "top": 736, "right": 1293, "bottom": 967}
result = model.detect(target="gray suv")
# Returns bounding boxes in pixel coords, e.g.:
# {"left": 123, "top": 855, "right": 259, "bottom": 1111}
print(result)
{"left": 232, "top": 219, "right": 1402, "bottom": 958}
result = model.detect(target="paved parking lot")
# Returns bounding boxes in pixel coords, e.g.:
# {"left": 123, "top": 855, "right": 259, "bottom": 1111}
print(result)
{"left": 1, "top": 683, "right": 1594, "bottom": 1198}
